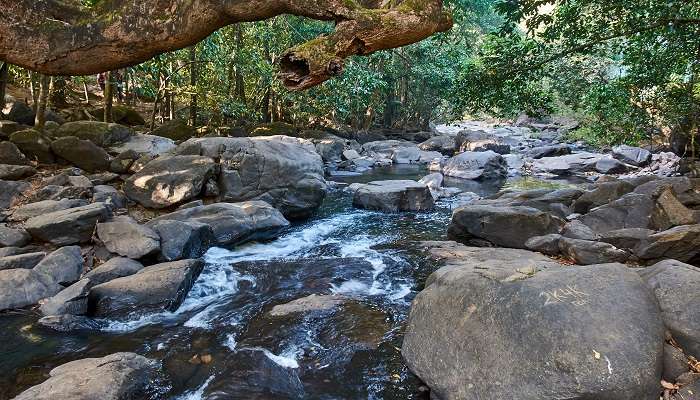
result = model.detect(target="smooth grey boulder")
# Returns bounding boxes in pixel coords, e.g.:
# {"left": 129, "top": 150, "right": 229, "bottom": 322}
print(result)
{"left": 0, "top": 179, "right": 29, "bottom": 209}
{"left": 39, "top": 278, "right": 91, "bottom": 316}
{"left": 635, "top": 225, "right": 700, "bottom": 263}
{"left": 0, "top": 269, "right": 62, "bottom": 311}
{"left": 123, "top": 155, "right": 218, "bottom": 209}
{"left": 0, "top": 224, "right": 30, "bottom": 247}
{"left": 0, "top": 251, "right": 46, "bottom": 270}
{"left": 0, "top": 141, "right": 30, "bottom": 165}
{"left": 88, "top": 259, "right": 204, "bottom": 318}
{"left": 561, "top": 220, "right": 599, "bottom": 240}
{"left": 530, "top": 152, "right": 604, "bottom": 175}
{"left": 25, "top": 203, "right": 111, "bottom": 245}
{"left": 148, "top": 201, "right": 289, "bottom": 246}
{"left": 571, "top": 181, "right": 634, "bottom": 214}
{"left": 419, "top": 135, "right": 457, "bottom": 155}
{"left": 269, "top": 294, "right": 347, "bottom": 317}
{"left": 177, "top": 136, "right": 327, "bottom": 219}
{"left": 12, "top": 352, "right": 158, "bottom": 400}
{"left": 151, "top": 118, "right": 195, "bottom": 141}
{"left": 9, "top": 199, "right": 87, "bottom": 221}
{"left": 148, "top": 219, "right": 215, "bottom": 261}
{"left": 107, "top": 133, "right": 176, "bottom": 157}
{"left": 84, "top": 257, "right": 144, "bottom": 286}
{"left": 9, "top": 129, "right": 54, "bottom": 163}
{"left": 53, "top": 121, "right": 132, "bottom": 147}
{"left": 595, "top": 158, "right": 629, "bottom": 174}
{"left": 613, "top": 145, "right": 652, "bottom": 167}
{"left": 403, "top": 243, "right": 665, "bottom": 400}
{"left": 526, "top": 144, "right": 571, "bottom": 159}
{"left": 558, "top": 237, "right": 629, "bottom": 265}
{"left": 640, "top": 260, "right": 700, "bottom": 359}
{"left": 448, "top": 205, "right": 564, "bottom": 249}
{"left": 0, "top": 164, "right": 35, "bottom": 180}
{"left": 50, "top": 136, "right": 111, "bottom": 172}
{"left": 524, "top": 233, "right": 563, "bottom": 255}
{"left": 33, "top": 246, "right": 83, "bottom": 285}
{"left": 600, "top": 228, "right": 655, "bottom": 251}
{"left": 96, "top": 216, "right": 160, "bottom": 259}
{"left": 442, "top": 150, "right": 507, "bottom": 180}
{"left": 351, "top": 180, "right": 434, "bottom": 212}
{"left": 92, "top": 185, "right": 127, "bottom": 209}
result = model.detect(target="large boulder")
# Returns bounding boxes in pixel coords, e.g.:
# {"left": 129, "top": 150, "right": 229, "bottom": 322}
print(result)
{"left": 350, "top": 180, "right": 434, "bottom": 212}
{"left": 9, "top": 129, "right": 54, "bottom": 163}
{"left": 0, "top": 141, "right": 30, "bottom": 165}
{"left": 107, "top": 133, "right": 176, "bottom": 156}
{"left": 39, "top": 278, "right": 91, "bottom": 316}
{"left": 9, "top": 199, "right": 87, "bottom": 221}
{"left": 54, "top": 121, "right": 132, "bottom": 147}
{"left": 595, "top": 158, "right": 629, "bottom": 174}
{"left": 362, "top": 139, "right": 439, "bottom": 164}
{"left": 613, "top": 145, "right": 652, "bottom": 167}
{"left": 0, "top": 252, "right": 46, "bottom": 270}
{"left": 12, "top": 353, "right": 158, "bottom": 400}
{"left": 402, "top": 243, "right": 664, "bottom": 400}
{"left": 634, "top": 225, "right": 700, "bottom": 263}
{"left": 148, "top": 201, "right": 289, "bottom": 246}
{"left": 176, "top": 136, "right": 327, "bottom": 219}
{"left": 0, "top": 269, "right": 62, "bottom": 311}
{"left": 0, "top": 164, "right": 35, "bottom": 180}
{"left": 639, "top": 260, "right": 700, "bottom": 359}
{"left": 84, "top": 257, "right": 144, "bottom": 286}
{"left": 557, "top": 237, "right": 629, "bottom": 265}
{"left": 2, "top": 101, "right": 34, "bottom": 125}
{"left": 442, "top": 150, "right": 507, "bottom": 180}
{"left": 33, "top": 246, "right": 83, "bottom": 285}
{"left": 25, "top": 203, "right": 112, "bottom": 245}
{"left": 0, "top": 224, "right": 30, "bottom": 247}
{"left": 96, "top": 216, "right": 161, "bottom": 259}
{"left": 527, "top": 144, "right": 571, "bottom": 159}
{"left": 148, "top": 219, "right": 215, "bottom": 261}
{"left": 50, "top": 136, "right": 111, "bottom": 172}
{"left": 448, "top": 205, "right": 564, "bottom": 248}
{"left": 419, "top": 135, "right": 457, "bottom": 155}
{"left": 123, "top": 155, "right": 218, "bottom": 209}
{"left": 531, "top": 152, "right": 604, "bottom": 175}
{"left": 0, "top": 179, "right": 29, "bottom": 209}
{"left": 151, "top": 118, "right": 195, "bottom": 141}
{"left": 88, "top": 259, "right": 204, "bottom": 318}
{"left": 88, "top": 105, "right": 146, "bottom": 126}
{"left": 571, "top": 180, "right": 634, "bottom": 214}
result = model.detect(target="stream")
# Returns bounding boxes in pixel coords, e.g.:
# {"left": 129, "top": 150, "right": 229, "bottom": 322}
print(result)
{"left": 0, "top": 165, "right": 575, "bottom": 400}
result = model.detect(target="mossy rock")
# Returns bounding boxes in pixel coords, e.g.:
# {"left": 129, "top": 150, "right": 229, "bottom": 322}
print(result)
{"left": 151, "top": 119, "right": 196, "bottom": 142}
{"left": 249, "top": 122, "right": 298, "bottom": 137}
{"left": 9, "top": 129, "right": 55, "bottom": 163}
{"left": 54, "top": 121, "right": 132, "bottom": 147}
{"left": 87, "top": 106, "right": 146, "bottom": 126}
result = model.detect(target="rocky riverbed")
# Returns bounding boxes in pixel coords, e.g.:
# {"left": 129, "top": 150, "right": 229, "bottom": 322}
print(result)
{"left": 1, "top": 106, "right": 699, "bottom": 399}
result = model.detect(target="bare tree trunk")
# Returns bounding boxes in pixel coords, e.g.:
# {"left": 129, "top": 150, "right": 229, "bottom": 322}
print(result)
{"left": 35, "top": 74, "right": 49, "bottom": 129}
{"left": 189, "top": 45, "right": 198, "bottom": 126}
{"left": 83, "top": 81, "right": 90, "bottom": 104}
{"left": 49, "top": 76, "right": 67, "bottom": 108}
{"left": 104, "top": 71, "right": 113, "bottom": 122}
{"left": 29, "top": 71, "right": 38, "bottom": 109}
{"left": 0, "top": 62, "right": 8, "bottom": 111}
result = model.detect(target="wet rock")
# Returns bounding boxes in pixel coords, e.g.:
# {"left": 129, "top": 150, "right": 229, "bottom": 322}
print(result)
{"left": 530, "top": 152, "right": 603, "bottom": 175}
{"left": 600, "top": 228, "right": 655, "bottom": 251}
{"left": 635, "top": 224, "right": 700, "bottom": 264}
{"left": 558, "top": 237, "right": 629, "bottom": 265}
{"left": 0, "top": 251, "right": 46, "bottom": 270}
{"left": 148, "top": 219, "right": 215, "bottom": 262}
{"left": 124, "top": 155, "right": 218, "bottom": 209}
{"left": 25, "top": 202, "right": 112, "bottom": 245}
{"left": 449, "top": 205, "right": 564, "bottom": 249}
{"left": 92, "top": 185, "right": 127, "bottom": 209}
{"left": 640, "top": 260, "right": 700, "bottom": 359}
{"left": 84, "top": 257, "right": 144, "bottom": 286}
{"left": 0, "top": 269, "right": 62, "bottom": 311}
{"left": 9, "top": 129, "right": 55, "bottom": 163}
{"left": 403, "top": 246, "right": 664, "bottom": 400}
{"left": 149, "top": 201, "right": 289, "bottom": 247}
{"left": 351, "top": 180, "right": 434, "bottom": 212}
{"left": 178, "top": 136, "right": 327, "bottom": 219}
{"left": 88, "top": 259, "right": 205, "bottom": 318}
{"left": 12, "top": 352, "right": 158, "bottom": 400}
{"left": 33, "top": 246, "right": 83, "bottom": 285}
{"left": 0, "top": 141, "right": 30, "bottom": 165}
{"left": 527, "top": 144, "right": 571, "bottom": 159}
{"left": 0, "top": 164, "right": 35, "bottom": 180}
{"left": 9, "top": 199, "right": 87, "bottom": 221}
{"left": 571, "top": 181, "right": 634, "bottom": 214}
{"left": 54, "top": 121, "right": 132, "bottom": 147}
{"left": 595, "top": 158, "right": 629, "bottom": 174}
{"left": 613, "top": 145, "right": 652, "bottom": 167}
{"left": 107, "top": 134, "right": 176, "bottom": 157}
{"left": 0, "top": 224, "right": 30, "bottom": 247}
{"left": 419, "top": 135, "right": 457, "bottom": 155}
{"left": 50, "top": 136, "right": 111, "bottom": 172}
{"left": 39, "top": 278, "right": 91, "bottom": 316}
{"left": 37, "top": 314, "right": 105, "bottom": 332}
{"left": 0, "top": 179, "right": 29, "bottom": 209}
{"left": 96, "top": 216, "right": 160, "bottom": 259}
{"left": 663, "top": 343, "right": 689, "bottom": 382}
{"left": 442, "top": 150, "right": 507, "bottom": 180}
{"left": 151, "top": 118, "right": 195, "bottom": 141}
{"left": 269, "top": 294, "right": 347, "bottom": 317}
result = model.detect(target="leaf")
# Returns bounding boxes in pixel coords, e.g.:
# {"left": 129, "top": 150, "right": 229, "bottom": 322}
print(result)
{"left": 592, "top": 350, "right": 601, "bottom": 360}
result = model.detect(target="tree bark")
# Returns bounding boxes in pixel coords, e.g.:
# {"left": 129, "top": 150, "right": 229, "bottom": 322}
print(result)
{"left": 0, "top": 62, "right": 8, "bottom": 111}
{"left": 35, "top": 74, "right": 50, "bottom": 129}
{"left": 0, "top": 0, "right": 451, "bottom": 90}
{"left": 104, "top": 71, "right": 113, "bottom": 122}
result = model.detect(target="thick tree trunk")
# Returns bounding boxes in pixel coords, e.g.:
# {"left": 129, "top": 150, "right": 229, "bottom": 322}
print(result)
{"left": 0, "top": 0, "right": 451, "bottom": 91}
{"left": 35, "top": 74, "right": 49, "bottom": 129}
{"left": 104, "top": 71, "right": 113, "bottom": 122}
{"left": 0, "top": 62, "right": 8, "bottom": 111}
{"left": 49, "top": 76, "right": 67, "bottom": 108}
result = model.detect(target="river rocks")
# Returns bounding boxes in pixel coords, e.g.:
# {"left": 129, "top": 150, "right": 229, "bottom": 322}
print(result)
{"left": 613, "top": 144, "right": 652, "bottom": 167}
{"left": 84, "top": 257, "right": 144, "bottom": 286}
{"left": 419, "top": 135, "right": 457, "bottom": 155}
{"left": 571, "top": 180, "right": 634, "bottom": 214}
{"left": 0, "top": 164, "right": 35, "bottom": 180}
{"left": 558, "top": 237, "right": 629, "bottom": 265}
{"left": 88, "top": 259, "right": 204, "bottom": 318}
{"left": 449, "top": 205, "right": 564, "bottom": 248}
{"left": 96, "top": 216, "right": 160, "bottom": 259}
{"left": 177, "top": 136, "right": 327, "bottom": 219}
{"left": 351, "top": 180, "right": 434, "bottom": 212}
{"left": 25, "top": 202, "right": 112, "bottom": 245}
{"left": 0, "top": 224, "right": 30, "bottom": 247}
{"left": 151, "top": 118, "right": 195, "bottom": 141}
{"left": 663, "top": 343, "right": 690, "bottom": 382}
{"left": 9, "top": 129, "right": 54, "bottom": 163}
{"left": 595, "top": 157, "right": 629, "bottom": 174}
{"left": 527, "top": 143, "right": 571, "bottom": 159}
{"left": 148, "top": 219, "right": 214, "bottom": 261}
{"left": 314, "top": 136, "right": 346, "bottom": 162}
{"left": 599, "top": 228, "right": 654, "bottom": 251}
{"left": 0, "top": 269, "right": 62, "bottom": 311}
{"left": 108, "top": 134, "right": 176, "bottom": 157}
{"left": 54, "top": 121, "right": 132, "bottom": 147}
{"left": 92, "top": 185, "right": 127, "bottom": 209}
{"left": 33, "top": 246, "right": 83, "bottom": 285}
{"left": 0, "top": 179, "right": 29, "bottom": 209}
{"left": 531, "top": 152, "right": 604, "bottom": 176}
{"left": 640, "top": 260, "right": 700, "bottom": 359}
{"left": 0, "top": 251, "right": 46, "bottom": 270}
{"left": 269, "top": 294, "right": 347, "bottom": 317}
{"left": 403, "top": 245, "right": 664, "bottom": 400}
{"left": 39, "top": 278, "right": 91, "bottom": 316}
{"left": 37, "top": 314, "right": 105, "bottom": 332}
{"left": 3, "top": 101, "right": 34, "bottom": 125}
{"left": 442, "top": 150, "right": 507, "bottom": 180}
{"left": 0, "top": 141, "right": 30, "bottom": 165}
{"left": 149, "top": 201, "right": 289, "bottom": 246}
{"left": 124, "top": 155, "right": 218, "bottom": 208}
{"left": 635, "top": 225, "right": 700, "bottom": 263}
{"left": 12, "top": 352, "right": 158, "bottom": 400}
{"left": 362, "top": 140, "right": 423, "bottom": 164}
{"left": 50, "top": 136, "right": 111, "bottom": 172}
{"left": 9, "top": 198, "right": 86, "bottom": 221}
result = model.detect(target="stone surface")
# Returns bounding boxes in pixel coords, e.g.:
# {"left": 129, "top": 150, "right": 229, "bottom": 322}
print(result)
{"left": 351, "top": 180, "right": 434, "bottom": 212}
{"left": 84, "top": 257, "right": 144, "bottom": 286}
{"left": 403, "top": 244, "right": 664, "bottom": 400}
{"left": 0, "top": 269, "right": 62, "bottom": 311}
{"left": 50, "top": 136, "right": 111, "bottom": 172}
{"left": 0, "top": 179, "right": 29, "bottom": 209}
{"left": 595, "top": 158, "right": 629, "bottom": 174}
{"left": 148, "top": 219, "right": 215, "bottom": 261}
{"left": 561, "top": 220, "right": 599, "bottom": 240}
{"left": 96, "top": 216, "right": 160, "bottom": 259}
{"left": 54, "top": 121, "right": 132, "bottom": 147}
{"left": 0, "top": 141, "right": 30, "bottom": 165}
{"left": 0, "top": 224, "right": 30, "bottom": 247}
{"left": 92, "top": 185, "right": 127, "bottom": 209}
{"left": 0, "top": 164, "right": 35, "bottom": 180}
{"left": 124, "top": 155, "right": 218, "bottom": 209}
{"left": 571, "top": 181, "right": 634, "bottom": 214}
{"left": 527, "top": 144, "right": 571, "bottom": 159}
{"left": 270, "top": 294, "right": 347, "bottom": 316}
{"left": 37, "top": 314, "right": 105, "bottom": 332}
{"left": 613, "top": 144, "right": 652, "bottom": 167}
{"left": 663, "top": 343, "right": 689, "bottom": 382}
{"left": 33, "top": 246, "right": 84, "bottom": 285}
{"left": 531, "top": 152, "right": 604, "bottom": 175}
{"left": 442, "top": 151, "right": 507, "bottom": 180}
{"left": 149, "top": 201, "right": 289, "bottom": 246}
{"left": 25, "top": 203, "right": 112, "bottom": 245}
{"left": 448, "top": 205, "right": 564, "bottom": 248}
{"left": 0, "top": 251, "right": 46, "bottom": 270}
{"left": 9, "top": 129, "right": 55, "bottom": 163}
{"left": 88, "top": 259, "right": 205, "bottom": 318}
{"left": 600, "top": 228, "right": 655, "bottom": 251}
{"left": 558, "top": 237, "right": 629, "bottom": 265}
{"left": 419, "top": 135, "right": 457, "bottom": 155}
{"left": 635, "top": 225, "right": 700, "bottom": 263}
{"left": 9, "top": 199, "right": 87, "bottom": 221}
{"left": 640, "top": 260, "right": 700, "bottom": 359}
{"left": 12, "top": 353, "right": 158, "bottom": 400}
{"left": 151, "top": 118, "right": 195, "bottom": 141}
{"left": 39, "top": 278, "right": 91, "bottom": 316}
{"left": 107, "top": 134, "right": 176, "bottom": 156}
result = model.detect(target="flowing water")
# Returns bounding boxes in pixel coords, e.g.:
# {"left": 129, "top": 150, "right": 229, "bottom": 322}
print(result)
{"left": 0, "top": 165, "right": 575, "bottom": 400}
